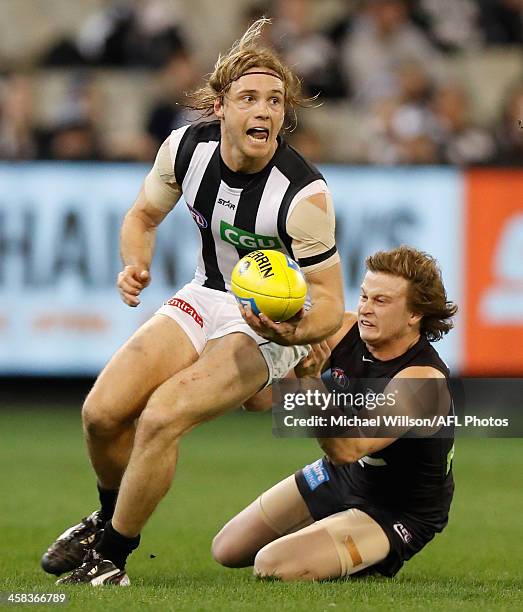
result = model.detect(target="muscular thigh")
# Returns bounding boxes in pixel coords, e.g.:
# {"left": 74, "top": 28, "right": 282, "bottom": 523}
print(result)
{"left": 143, "top": 332, "right": 269, "bottom": 434}
{"left": 88, "top": 314, "right": 199, "bottom": 422}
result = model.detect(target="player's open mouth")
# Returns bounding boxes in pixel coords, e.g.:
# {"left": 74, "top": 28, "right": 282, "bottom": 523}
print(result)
{"left": 246, "top": 127, "right": 269, "bottom": 143}
{"left": 360, "top": 320, "right": 375, "bottom": 328}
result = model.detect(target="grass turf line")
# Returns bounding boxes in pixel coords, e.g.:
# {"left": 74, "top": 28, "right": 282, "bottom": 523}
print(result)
{"left": 0, "top": 407, "right": 521, "bottom": 611}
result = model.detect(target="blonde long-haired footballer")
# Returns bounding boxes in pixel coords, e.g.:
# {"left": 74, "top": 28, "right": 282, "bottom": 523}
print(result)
{"left": 186, "top": 18, "right": 310, "bottom": 127}
{"left": 42, "top": 19, "right": 345, "bottom": 585}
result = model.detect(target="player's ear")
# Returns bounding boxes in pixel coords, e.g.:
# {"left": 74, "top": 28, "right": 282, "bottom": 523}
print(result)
{"left": 214, "top": 97, "right": 224, "bottom": 118}
{"left": 409, "top": 312, "right": 423, "bottom": 327}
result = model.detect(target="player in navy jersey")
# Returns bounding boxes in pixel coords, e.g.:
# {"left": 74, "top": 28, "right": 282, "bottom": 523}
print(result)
{"left": 213, "top": 246, "right": 458, "bottom": 580}
{"left": 41, "top": 19, "right": 344, "bottom": 585}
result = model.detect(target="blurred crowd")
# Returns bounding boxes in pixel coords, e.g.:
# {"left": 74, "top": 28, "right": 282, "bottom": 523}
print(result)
{"left": 0, "top": 0, "right": 522, "bottom": 165}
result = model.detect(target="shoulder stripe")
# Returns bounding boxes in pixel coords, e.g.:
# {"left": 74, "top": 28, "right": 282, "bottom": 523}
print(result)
{"left": 174, "top": 126, "right": 196, "bottom": 186}
{"left": 274, "top": 142, "right": 324, "bottom": 259}
{"left": 181, "top": 141, "right": 220, "bottom": 203}
{"left": 168, "top": 125, "right": 191, "bottom": 183}
{"left": 298, "top": 246, "right": 338, "bottom": 268}
{"left": 175, "top": 121, "right": 220, "bottom": 186}
{"left": 256, "top": 167, "right": 290, "bottom": 244}
{"left": 286, "top": 179, "right": 329, "bottom": 218}
{"left": 277, "top": 175, "right": 323, "bottom": 257}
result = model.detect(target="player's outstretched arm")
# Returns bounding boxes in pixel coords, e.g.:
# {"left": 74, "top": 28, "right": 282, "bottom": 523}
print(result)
{"left": 119, "top": 188, "right": 166, "bottom": 306}
{"left": 295, "top": 263, "right": 345, "bottom": 344}
{"left": 318, "top": 366, "right": 449, "bottom": 464}
{"left": 118, "top": 138, "right": 182, "bottom": 306}
{"left": 287, "top": 190, "right": 345, "bottom": 343}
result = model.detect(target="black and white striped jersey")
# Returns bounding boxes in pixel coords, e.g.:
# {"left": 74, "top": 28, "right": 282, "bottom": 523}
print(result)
{"left": 168, "top": 120, "right": 337, "bottom": 292}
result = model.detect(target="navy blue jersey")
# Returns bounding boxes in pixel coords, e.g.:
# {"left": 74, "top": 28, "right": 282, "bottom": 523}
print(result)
{"left": 327, "top": 323, "right": 454, "bottom": 527}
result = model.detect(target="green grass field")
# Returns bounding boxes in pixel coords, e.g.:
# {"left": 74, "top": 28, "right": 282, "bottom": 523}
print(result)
{"left": 0, "top": 406, "right": 521, "bottom": 611}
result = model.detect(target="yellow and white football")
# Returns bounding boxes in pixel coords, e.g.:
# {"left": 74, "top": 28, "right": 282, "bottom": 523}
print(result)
{"left": 231, "top": 250, "right": 307, "bottom": 321}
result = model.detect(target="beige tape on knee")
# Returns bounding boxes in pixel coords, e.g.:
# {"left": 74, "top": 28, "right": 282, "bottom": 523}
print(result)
{"left": 257, "top": 476, "right": 313, "bottom": 536}
{"left": 319, "top": 509, "right": 390, "bottom": 576}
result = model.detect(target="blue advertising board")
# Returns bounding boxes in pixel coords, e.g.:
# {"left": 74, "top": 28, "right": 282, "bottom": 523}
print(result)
{"left": 0, "top": 163, "right": 463, "bottom": 374}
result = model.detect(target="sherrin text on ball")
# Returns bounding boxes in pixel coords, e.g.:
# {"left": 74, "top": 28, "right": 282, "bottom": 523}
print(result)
{"left": 231, "top": 250, "right": 307, "bottom": 321}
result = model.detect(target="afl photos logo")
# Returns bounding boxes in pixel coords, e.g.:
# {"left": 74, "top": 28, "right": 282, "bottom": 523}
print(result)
{"left": 186, "top": 204, "right": 208, "bottom": 228}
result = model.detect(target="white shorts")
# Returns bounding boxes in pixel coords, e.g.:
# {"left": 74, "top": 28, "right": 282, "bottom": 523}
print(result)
{"left": 155, "top": 282, "right": 310, "bottom": 386}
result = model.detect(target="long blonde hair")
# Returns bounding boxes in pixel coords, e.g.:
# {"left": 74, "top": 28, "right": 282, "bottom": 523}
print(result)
{"left": 185, "top": 18, "right": 311, "bottom": 124}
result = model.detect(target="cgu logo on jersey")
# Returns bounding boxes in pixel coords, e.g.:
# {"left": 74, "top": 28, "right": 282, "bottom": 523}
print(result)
{"left": 217, "top": 197, "right": 236, "bottom": 210}
{"left": 186, "top": 204, "right": 208, "bottom": 229}
{"left": 220, "top": 221, "right": 282, "bottom": 251}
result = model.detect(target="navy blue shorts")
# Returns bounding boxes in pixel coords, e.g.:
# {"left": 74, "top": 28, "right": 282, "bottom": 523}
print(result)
{"left": 295, "top": 457, "right": 449, "bottom": 577}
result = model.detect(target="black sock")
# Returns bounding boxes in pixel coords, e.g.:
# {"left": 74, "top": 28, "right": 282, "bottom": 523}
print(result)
{"left": 97, "top": 484, "right": 118, "bottom": 524}
{"left": 96, "top": 521, "right": 140, "bottom": 570}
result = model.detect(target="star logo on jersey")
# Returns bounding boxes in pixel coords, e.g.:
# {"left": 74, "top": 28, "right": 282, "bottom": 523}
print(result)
{"left": 217, "top": 197, "right": 236, "bottom": 210}
{"left": 220, "top": 221, "right": 282, "bottom": 251}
